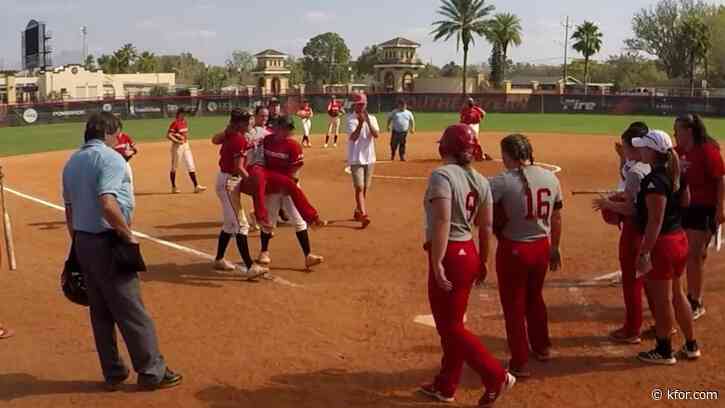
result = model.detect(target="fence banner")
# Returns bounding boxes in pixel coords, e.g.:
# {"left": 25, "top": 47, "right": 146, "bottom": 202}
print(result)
{"left": 4, "top": 93, "right": 725, "bottom": 127}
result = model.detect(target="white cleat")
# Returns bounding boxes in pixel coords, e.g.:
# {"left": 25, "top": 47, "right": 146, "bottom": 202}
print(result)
{"left": 213, "top": 259, "right": 236, "bottom": 271}
{"left": 171, "top": 187, "right": 181, "bottom": 194}
{"left": 257, "top": 251, "right": 272, "bottom": 265}
{"left": 194, "top": 185, "right": 207, "bottom": 193}
{"left": 305, "top": 254, "right": 324, "bottom": 270}
{"left": 239, "top": 264, "right": 269, "bottom": 281}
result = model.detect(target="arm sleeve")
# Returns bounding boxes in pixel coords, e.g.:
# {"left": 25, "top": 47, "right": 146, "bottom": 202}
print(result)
{"left": 624, "top": 169, "right": 644, "bottom": 197}
{"left": 288, "top": 142, "right": 304, "bottom": 168}
{"left": 705, "top": 145, "right": 725, "bottom": 179}
{"left": 642, "top": 175, "right": 668, "bottom": 197}
{"left": 97, "top": 155, "right": 126, "bottom": 197}
{"left": 488, "top": 173, "right": 507, "bottom": 203}
{"left": 345, "top": 116, "right": 357, "bottom": 134}
{"left": 425, "top": 172, "right": 452, "bottom": 202}
{"left": 553, "top": 177, "right": 564, "bottom": 209}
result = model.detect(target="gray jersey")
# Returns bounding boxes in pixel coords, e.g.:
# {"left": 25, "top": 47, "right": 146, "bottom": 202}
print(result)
{"left": 489, "top": 166, "right": 562, "bottom": 242}
{"left": 624, "top": 162, "right": 651, "bottom": 199}
{"left": 424, "top": 164, "right": 492, "bottom": 242}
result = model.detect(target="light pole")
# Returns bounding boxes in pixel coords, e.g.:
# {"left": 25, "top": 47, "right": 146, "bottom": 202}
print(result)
{"left": 81, "top": 26, "right": 88, "bottom": 67}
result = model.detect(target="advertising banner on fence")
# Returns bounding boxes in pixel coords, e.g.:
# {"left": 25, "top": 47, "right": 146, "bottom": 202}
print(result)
{"left": 4, "top": 93, "right": 725, "bottom": 127}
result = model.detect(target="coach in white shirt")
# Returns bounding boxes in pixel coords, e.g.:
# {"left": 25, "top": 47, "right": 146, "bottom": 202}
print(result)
{"left": 346, "top": 92, "right": 379, "bottom": 228}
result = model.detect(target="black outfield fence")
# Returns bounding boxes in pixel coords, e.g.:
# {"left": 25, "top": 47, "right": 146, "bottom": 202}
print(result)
{"left": 3, "top": 93, "right": 725, "bottom": 127}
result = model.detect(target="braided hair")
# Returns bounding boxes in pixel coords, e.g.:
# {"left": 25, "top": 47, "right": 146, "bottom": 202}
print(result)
{"left": 500, "top": 134, "right": 535, "bottom": 198}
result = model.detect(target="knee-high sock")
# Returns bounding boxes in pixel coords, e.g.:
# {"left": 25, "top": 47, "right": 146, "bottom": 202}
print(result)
{"left": 260, "top": 231, "right": 273, "bottom": 252}
{"left": 215, "top": 231, "right": 232, "bottom": 260}
{"left": 296, "top": 230, "right": 311, "bottom": 256}
{"left": 235, "top": 234, "right": 254, "bottom": 268}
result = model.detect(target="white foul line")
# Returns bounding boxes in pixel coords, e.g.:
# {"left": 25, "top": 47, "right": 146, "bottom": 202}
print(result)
{"left": 3, "top": 186, "right": 301, "bottom": 288}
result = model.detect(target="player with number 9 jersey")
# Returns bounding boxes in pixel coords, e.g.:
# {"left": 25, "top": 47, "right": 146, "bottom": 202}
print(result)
{"left": 489, "top": 133, "right": 563, "bottom": 379}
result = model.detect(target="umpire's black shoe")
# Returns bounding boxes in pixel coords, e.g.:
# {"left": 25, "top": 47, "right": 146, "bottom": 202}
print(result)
{"left": 138, "top": 368, "right": 183, "bottom": 391}
{"left": 103, "top": 372, "right": 130, "bottom": 392}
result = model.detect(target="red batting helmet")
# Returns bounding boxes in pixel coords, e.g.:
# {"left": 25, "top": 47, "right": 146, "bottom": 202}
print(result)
{"left": 439, "top": 124, "right": 478, "bottom": 158}
{"left": 350, "top": 92, "right": 367, "bottom": 105}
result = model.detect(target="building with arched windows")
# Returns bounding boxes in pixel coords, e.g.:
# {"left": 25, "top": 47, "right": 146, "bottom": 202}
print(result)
{"left": 252, "top": 49, "right": 291, "bottom": 96}
{"left": 373, "top": 37, "right": 425, "bottom": 93}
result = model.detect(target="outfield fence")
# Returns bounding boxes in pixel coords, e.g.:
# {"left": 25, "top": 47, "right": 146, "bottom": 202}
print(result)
{"left": 2, "top": 93, "right": 725, "bottom": 127}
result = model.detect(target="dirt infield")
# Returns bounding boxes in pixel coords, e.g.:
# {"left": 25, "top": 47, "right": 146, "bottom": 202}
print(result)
{"left": 0, "top": 131, "right": 723, "bottom": 407}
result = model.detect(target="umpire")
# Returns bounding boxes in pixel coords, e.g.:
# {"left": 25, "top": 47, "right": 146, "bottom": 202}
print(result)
{"left": 62, "top": 112, "right": 182, "bottom": 391}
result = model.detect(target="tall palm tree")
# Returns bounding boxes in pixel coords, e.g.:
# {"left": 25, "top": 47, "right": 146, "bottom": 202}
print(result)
{"left": 136, "top": 51, "right": 158, "bottom": 73}
{"left": 431, "top": 0, "right": 495, "bottom": 95}
{"left": 485, "top": 13, "right": 523, "bottom": 84}
{"left": 681, "top": 14, "right": 710, "bottom": 96}
{"left": 571, "top": 21, "right": 603, "bottom": 94}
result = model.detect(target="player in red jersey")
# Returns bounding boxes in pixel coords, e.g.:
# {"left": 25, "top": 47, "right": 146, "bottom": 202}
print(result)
{"left": 210, "top": 109, "right": 268, "bottom": 280}
{"left": 167, "top": 108, "right": 206, "bottom": 193}
{"left": 419, "top": 124, "right": 514, "bottom": 407}
{"left": 489, "top": 133, "right": 563, "bottom": 378}
{"left": 459, "top": 97, "right": 491, "bottom": 161}
{"left": 325, "top": 95, "right": 344, "bottom": 148}
{"left": 296, "top": 100, "right": 314, "bottom": 148}
{"left": 673, "top": 113, "right": 725, "bottom": 320}
{"left": 113, "top": 123, "right": 138, "bottom": 183}
{"left": 256, "top": 116, "right": 324, "bottom": 270}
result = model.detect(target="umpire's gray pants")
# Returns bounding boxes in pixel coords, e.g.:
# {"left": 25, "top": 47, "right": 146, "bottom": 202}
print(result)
{"left": 75, "top": 232, "right": 166, "bottom": 383}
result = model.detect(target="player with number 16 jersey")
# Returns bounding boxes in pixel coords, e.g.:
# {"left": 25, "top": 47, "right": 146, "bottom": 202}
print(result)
{"left": 489, "top": 133, "right": 563, "bottom": 379}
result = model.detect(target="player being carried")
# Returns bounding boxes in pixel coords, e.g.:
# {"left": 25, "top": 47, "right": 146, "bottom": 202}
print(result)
{"left": 256, "top": 116, "right": 324, "bottom": 270}
{"left": 167, "top": 107, "right": 207, "bottom": 194}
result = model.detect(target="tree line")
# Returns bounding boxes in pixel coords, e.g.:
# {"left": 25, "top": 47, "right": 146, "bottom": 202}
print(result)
{"left": 80, "top": 0, "right": 725, "bottom": 95}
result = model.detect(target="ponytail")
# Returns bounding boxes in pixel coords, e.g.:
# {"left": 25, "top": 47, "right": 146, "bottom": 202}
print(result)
{"left": 666, "top": 149, "right": 681, "bottom": 192}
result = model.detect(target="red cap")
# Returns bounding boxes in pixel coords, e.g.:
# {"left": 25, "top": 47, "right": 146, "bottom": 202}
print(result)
{"left": 350, "top": 93, "right": 367, "bottom": 105}
{"left": 439, "top": 124, "right": 478, "bottom": 158}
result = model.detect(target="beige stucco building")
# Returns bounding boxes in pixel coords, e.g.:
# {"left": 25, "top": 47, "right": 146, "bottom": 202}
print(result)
{"left": 0, "top": 65, "right": 175, "bottom": 103}
{"left": 373, "top": 37, "right": 425, "bottom": 93}
{"left": 252, "top": 49, "right": 290, "bottom": 95}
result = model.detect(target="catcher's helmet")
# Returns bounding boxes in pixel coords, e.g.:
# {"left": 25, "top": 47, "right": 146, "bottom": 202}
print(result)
{"left": 61, "top": 247, "right": 89, "bottom": 307}
{"left": 439, "top": 124, "right": 478, "bottom": 158}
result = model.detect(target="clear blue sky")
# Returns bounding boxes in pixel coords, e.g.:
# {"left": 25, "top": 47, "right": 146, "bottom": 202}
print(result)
{"left": 1, "top": 0, "right": 724, "bottom": 70}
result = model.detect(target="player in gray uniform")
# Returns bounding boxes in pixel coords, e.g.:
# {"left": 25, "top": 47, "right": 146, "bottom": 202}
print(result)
{"left": 419, "top": 124, "right": 514, "bottom": 407}
{"left": 489, "top": 133, "right": 563, "bottom": 379}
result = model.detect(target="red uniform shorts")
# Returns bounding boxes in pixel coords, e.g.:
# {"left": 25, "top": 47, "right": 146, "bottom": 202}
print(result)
{"left": 645, "top": 230, "right": 688, "bottom": 281}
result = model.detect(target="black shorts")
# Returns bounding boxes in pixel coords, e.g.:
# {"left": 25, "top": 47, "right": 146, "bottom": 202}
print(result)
{"left": 682, "top": 205, "right": 718, "bottom": 234}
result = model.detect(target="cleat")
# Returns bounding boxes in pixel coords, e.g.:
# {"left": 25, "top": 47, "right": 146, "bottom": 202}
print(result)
{"left": 637, "top": 349, "right": 677, "bottom": 365}
{"left": 257, "top": 252, "right": 271, "bottom": 265}
{"left": 677, "top": 342, "right": 701, "bottom": 360}
{"left": 419, "top": 383, "right": 454, "bottom": 403}
{"left": 171, "top": 187, "right": 180, "bottom": 194}
{"left": 194, "top": 185, "right": 207, "bottom": 193}
{"left": 305, "top": 254, "right": 324, "bottom": 270}
{"left": 213, "top": 259, "right": 236, "bottom": 271}
{"left": 478, "top": 372, "right": 515, "bottom": 407}
{"left": 609, "top": 328, "right": 642, "bottom": 345}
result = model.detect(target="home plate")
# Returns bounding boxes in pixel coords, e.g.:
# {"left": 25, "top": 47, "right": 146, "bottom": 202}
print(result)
{"left": 414, "top": 314, "right": 467, "bottom": 328}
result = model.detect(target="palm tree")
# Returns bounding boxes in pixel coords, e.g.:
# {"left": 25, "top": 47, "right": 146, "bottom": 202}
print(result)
{"left": 135, "top": 51, "right": 158, "bottom": 73}
{"left": 113, "top": 43, "right": 138, "bottom": 73}
{"left": 431, "top": 0, "right": 495, "bottom": 95}
{"left": 571, "top": 21, "right": 603, "bottom": 94}
{"left": 681, "top": 14, "right": 710, "bottom": 97}
{"left": 485, "top": 13, "right": 522, "bottom": 84}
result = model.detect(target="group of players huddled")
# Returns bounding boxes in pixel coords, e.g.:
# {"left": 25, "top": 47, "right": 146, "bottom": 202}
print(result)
{"left": 104, "top": 95, "right": 723, "bottom": 407}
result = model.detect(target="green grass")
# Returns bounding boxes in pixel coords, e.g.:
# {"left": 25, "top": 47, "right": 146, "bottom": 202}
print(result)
{"left": 2, "top": 113, "right": 725, "bottom": 157}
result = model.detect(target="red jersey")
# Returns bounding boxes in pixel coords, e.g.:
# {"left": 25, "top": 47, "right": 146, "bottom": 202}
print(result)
{"left": 327, "top": 101, "right": 342, "bottom": 117}
{"left": 263, "top": 136, "right": 304, "bottom": 177}
{"left": 460, "top": 106, "right": 485, "bottom": 125}
{"left": 114, "top": 132, "right": 135, "bottom": 160}
{"left": 219, "top": 130, "right": 249, "bottom": 174}
{"left": 299, "top": 105, "right": 313, "bottom": 118}
{"left": 168, "top": 118, "right": 189, "bottom": 143}
{"left": 677, "top": 143, "right": 725, "bottom": 206}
